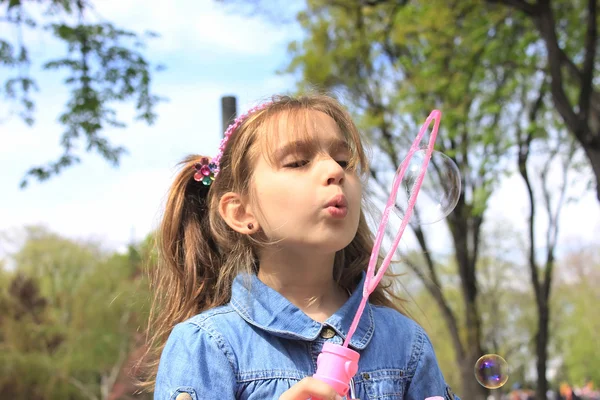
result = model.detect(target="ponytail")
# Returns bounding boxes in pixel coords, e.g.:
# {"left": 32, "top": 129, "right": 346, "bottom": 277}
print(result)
{"left": 137, "top": 154, "right": 226, "bottom": 389}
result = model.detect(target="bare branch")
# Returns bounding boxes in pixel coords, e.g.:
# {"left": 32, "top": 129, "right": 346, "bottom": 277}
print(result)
{"left": 68, "top": 377, "right": 99, "bottom": 400}
{"left": 516, "top": 84, "right": 541, "bottom": 299}
{"left": 536, "top": 4, "right": 580, "bottom": 133}
{"left": 100, "top": 311, "right": 131, "bottom": 400}
{"left": 412, "top": 226, "right": 443, "bottom": 290}
{"left": 485, "top": 0, "right": 539, "bottom": 16}
{"left": 401, "top": 256, "right": 465, "bottom": 359}
{"left": 361, "top": 0, "right": 409, "bottom": 7}
{"left": 578, "top": 0, "right": 598, "bottom": 127}
{"left": 540, "top": 137, "right": 573, "bottom": 301}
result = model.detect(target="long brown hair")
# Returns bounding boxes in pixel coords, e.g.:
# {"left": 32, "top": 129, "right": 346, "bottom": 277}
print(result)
{"left": 138, "top": 94, "right": 406, "bottom": 389}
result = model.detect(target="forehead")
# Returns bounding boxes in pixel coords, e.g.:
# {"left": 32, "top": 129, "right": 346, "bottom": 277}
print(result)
{"left": 260, "top": 109, "right": 347, "bottom": 153}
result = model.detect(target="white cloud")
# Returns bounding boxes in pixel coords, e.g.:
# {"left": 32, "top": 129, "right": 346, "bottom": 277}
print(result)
{"left": 0, "top": 0, "right": 300, "bottom": 71}
{"left": 92, "top": 0, "right": 298, "bottom": 56}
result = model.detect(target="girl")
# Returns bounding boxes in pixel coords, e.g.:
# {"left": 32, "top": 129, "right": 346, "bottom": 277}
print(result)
{"left": 143, "top": 94, "right": 459, "bottom": 400}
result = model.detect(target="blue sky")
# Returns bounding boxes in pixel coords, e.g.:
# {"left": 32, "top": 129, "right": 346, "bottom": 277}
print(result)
{"left": 1, "top": 1, "right": 299, "bottom": 251}
{"left": 1, "top": 0, "right": 598, "bottom": 258}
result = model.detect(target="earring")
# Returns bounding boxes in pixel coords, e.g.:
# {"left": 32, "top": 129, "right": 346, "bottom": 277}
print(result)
{"left": 247, "top": 223, "right": 254, "bottom": 230}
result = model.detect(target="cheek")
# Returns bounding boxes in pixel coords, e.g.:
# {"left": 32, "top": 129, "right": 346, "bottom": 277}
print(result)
{"left": 350, "top": 179, "right": 363, "bottom": 222}
{"left": 258, "top": 182, "right": 293, "bottom": 206}
{"left": 349, "top": 177, "right": 363, "bottom": 203}
{"left": 253, "top": 180, "right": 305, "bottom": 220}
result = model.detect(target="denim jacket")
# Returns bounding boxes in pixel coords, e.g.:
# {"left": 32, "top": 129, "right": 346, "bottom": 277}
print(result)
{"left": 155, "top": 273, "right": 460, "bottom": 400}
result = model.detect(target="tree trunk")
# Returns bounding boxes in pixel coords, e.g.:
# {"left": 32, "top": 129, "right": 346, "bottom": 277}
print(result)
{"left": 582, "top": 145, "right": 600, "bottom": 202}
{"left": 516, "top": 119, "right": 562, "bottom": 400}
{"left": 460, "top": 353, "right": 488, "bottom": 400}
{"left": 536, "top": 299, "right": 550, "bottom": 400}
{"left": 460, "top": 299, "right": 487, "bottom": 400}
{"left": 410, "top": 198, "right": 488, "bottom": 400}
{"left": 448, "top": 204, "right": 488, "bottom": 400}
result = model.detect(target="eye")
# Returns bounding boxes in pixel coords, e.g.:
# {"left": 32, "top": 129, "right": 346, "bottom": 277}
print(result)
{"left": 284, "top": 160, "right": 309, "bottom": 168}
{"left": 337, "top": 160, "right": 349, "bottom": 168}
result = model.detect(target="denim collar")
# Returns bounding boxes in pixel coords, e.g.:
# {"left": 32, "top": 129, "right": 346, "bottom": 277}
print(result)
{"left": 230, "top": 272, "right": 374, "bottom": 350}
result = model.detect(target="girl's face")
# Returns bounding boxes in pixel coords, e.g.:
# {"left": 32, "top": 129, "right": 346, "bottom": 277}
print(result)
{"left": 250, "top": 110, "right": 363, "bottom": 255}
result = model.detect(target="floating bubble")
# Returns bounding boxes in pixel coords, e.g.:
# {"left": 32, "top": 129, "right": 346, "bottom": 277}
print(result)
{"left": 393, "top": 150, "right": 461, "bottom": 225}
{"left": 474, "top": 354, "right": 509, "bottom": 389}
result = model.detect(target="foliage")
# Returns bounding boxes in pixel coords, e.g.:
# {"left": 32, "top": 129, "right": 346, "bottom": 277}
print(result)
{"left": 0, "top": 226, "right": 152, "bottom": 399}
{"left": 0, "top": 0, "right": 164, "bottom": 187}
{"left": 552, "top": 245, "right": 600, "bottom": 387}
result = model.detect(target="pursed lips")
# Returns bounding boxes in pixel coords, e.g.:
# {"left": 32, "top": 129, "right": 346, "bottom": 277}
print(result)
{"left": 324, "top": 194, "right": 348, "bottom": 218}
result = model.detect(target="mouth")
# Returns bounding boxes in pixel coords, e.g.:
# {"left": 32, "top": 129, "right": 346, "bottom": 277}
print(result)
{"left": 324, "top": 194, "right": 348, "bottom": 218}
{"left": 325, "top": 194, "right": 348, "bottom": 209}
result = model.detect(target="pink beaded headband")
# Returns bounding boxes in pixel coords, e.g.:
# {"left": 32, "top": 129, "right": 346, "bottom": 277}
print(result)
{"left": 193, "top": 102, "right": 272, "bottom": 186}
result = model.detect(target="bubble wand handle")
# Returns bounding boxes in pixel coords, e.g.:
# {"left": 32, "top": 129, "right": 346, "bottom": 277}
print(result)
{"left": 313, "top": 110, "right": 442, "bottom": 398}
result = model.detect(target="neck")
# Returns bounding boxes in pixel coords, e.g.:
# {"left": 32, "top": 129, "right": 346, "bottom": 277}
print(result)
{"left": 257, "top": 247, "right": 347, "bottom": 322}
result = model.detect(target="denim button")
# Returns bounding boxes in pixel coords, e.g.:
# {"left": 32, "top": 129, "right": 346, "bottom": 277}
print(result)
{"left": 320, "top": 327, "right": 336, "bottom": 338}
{"left": 175, "top": 393, "right": 192, "bottom": 400}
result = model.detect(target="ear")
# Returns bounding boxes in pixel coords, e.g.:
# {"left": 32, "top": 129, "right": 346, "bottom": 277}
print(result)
{"left": 218, "top": 192, "right": 258, "bottom": 234}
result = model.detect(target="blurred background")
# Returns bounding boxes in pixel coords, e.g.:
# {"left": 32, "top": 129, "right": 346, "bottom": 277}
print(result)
{"left": 0, "top": 1, "right": 598, "bottom": 399}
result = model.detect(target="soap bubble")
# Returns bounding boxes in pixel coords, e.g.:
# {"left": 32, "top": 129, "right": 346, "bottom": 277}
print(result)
{"left": 474, "top": 354, "right": 509, "bottom": 389}
{"left": 393, "top": 150, "right": 461, "bottom": 225}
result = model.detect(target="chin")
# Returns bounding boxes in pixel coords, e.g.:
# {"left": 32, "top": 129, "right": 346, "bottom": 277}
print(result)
{"left": 332, "top": 235, "right": 356, "bottom": 253}
{"left": 300, "top": 236, "right": 354, "bottom": 255}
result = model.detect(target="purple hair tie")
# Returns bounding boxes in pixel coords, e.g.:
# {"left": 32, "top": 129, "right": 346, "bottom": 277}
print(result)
{"left": 194, "top": 101, "right": 272, "bottom": 185}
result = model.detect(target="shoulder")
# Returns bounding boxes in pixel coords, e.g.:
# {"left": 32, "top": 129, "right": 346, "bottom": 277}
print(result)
{"left": 369, "top": 304, "right": 432, "bottom": 368}
{"left": 157, "top": 305, "right": 241, "bottom": 381}
{"left": 180, "top": 304, "right": 241, "bottom": 339}
{"left": 156, "top": 306, "right": 240, "bottom": 399}
{"left": 370, "top": 304, "right": 424, "bottom": 338}
{"left": 166, "top": 305, "right": 240, "bottom": 360}
{"left": 185, "top": 304, "right": 239, "bottom": 331}
{"left": 369, "top": 305, "right": 455, "bottom": 397}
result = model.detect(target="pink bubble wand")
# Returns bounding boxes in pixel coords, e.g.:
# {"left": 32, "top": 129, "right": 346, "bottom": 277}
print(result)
{"left": 313, "top": 110, "right": 443, "bottom": 397}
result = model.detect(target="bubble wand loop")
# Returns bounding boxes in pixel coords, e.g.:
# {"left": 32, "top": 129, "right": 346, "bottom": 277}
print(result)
{"left": 313, "top": 110, "right": 442, "bottom": 397}
{"left": 344, "top": 109, "right": 441, "bottom": 347}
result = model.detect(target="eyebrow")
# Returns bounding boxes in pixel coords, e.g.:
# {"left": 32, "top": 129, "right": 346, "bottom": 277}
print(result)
{"left": 274, "top": 138, "right": 351, "bottom": 160}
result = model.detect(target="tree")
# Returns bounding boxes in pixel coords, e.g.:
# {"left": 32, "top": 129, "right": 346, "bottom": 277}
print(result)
{"left": 0, "top": 0, "right": 163, "bottom": 187}
{"left": 484, "top": 0, "right": 600, "bottom": 202}
{"left": 0, "top": 272, "right": 64, "bottom": 398}
{"left": 502, "top": 53, "right": 591, "bottom": 396}
{"left": 0, "top": 226, "right": 151, "bottom": 399}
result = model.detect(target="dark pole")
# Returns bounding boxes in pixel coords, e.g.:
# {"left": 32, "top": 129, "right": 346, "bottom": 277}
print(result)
{"left": 221, "top": 96, "right": 237, "bottom": 136}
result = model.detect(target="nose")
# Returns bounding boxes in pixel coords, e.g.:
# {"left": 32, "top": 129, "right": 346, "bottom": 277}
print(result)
{"left": 323, "top": 157, "right": 345, "bottom": 186}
